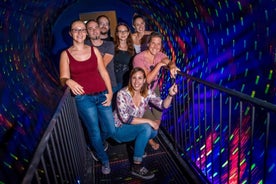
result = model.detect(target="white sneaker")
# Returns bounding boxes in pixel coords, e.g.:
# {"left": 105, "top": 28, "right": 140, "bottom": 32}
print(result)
{"left": 101, "top": 162, "right": 111, "bottom": 174}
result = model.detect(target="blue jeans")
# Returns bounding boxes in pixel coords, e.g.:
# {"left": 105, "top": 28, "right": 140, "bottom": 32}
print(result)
{"left": 74, "top": 92, "right": 115, "bottom": 165}
{"left": 112, "top": 123, "right": 157, "bottom": 163}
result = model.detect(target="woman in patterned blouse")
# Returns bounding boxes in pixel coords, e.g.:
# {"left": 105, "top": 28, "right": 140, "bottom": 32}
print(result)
{"left": 111, "top": 67, "right": 177, "bottom": 180}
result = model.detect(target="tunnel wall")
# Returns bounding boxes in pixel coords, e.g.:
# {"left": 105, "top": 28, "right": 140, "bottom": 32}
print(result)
{"left": 0, "top": 0, "right": 275, "bottom": 183}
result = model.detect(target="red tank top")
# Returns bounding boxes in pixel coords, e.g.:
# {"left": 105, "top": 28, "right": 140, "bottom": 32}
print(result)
{"left": 66, "top": 46, "right": 106, "bottom": 94}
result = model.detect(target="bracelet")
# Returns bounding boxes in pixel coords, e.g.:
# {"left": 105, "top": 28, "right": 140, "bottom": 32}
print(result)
{"left": 168, "top": 93, "right": 174, "bottom": 97}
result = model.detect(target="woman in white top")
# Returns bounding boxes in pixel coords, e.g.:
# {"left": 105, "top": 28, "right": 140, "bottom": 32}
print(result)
{"left": 131, "top": 14, "right": 152, "bottom": 54}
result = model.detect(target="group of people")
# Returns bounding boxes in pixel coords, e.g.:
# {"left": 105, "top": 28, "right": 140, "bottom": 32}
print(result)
{"left": 59, "top": 14, "right": 179, "bottom": 180}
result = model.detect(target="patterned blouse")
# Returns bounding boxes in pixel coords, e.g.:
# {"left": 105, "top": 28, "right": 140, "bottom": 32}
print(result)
{"left": 113, "top": 87, "right": 164, "bottom": 127}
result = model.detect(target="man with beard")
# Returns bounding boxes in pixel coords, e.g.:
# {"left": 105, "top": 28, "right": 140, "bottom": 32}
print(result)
{"left": 97, "top": 15, "right": 114, "bottom": 41}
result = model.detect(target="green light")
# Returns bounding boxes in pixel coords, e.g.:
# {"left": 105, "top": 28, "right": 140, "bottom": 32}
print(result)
{"left": 251, "top": 91, "right": 256, "bottom": 98}
{"left": 244, "top": 68, "right": 248, "bottom": 77}
{"left": 255, "top": 75, "right": 260, "bottom": 85}
{"left": 237, "top": 1, "right": 242, "bottom": 11}
{"left": 265, "top": 84, "right": 270, "bottom": 94}
{"left": 222, "top": 161, "right": 228, "bottom": 168}
{"left": 245, "top": 106, "right": 250, "bottom": 115}
{"left": 268, "top": 70, "right": 273, "bottom": 80}
{"left": 240, "top": 16, "right": 244, "bottom": 26}
{"left": 3, "top": 162, "right": 11, "bottom": 168}
{"left": 215, "top": 9, "right": 219, "bottom": 16}
{"left": 214, "top": 137, "right": 220, "bottom": 144}
{"left": 241, "top": 84, "right": 245, "bottom": 92}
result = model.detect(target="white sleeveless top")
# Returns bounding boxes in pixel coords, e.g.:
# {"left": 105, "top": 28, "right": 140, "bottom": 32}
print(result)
{"left": 134, "top": 44, "right": 141, "bottom": 54}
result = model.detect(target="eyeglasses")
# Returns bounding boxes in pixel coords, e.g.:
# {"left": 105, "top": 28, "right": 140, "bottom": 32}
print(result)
{"left": 71, "top": 28, "right": 87, "bottom": 33}
{"left": 117, "top": 30, "right": 129, "bottom": 34}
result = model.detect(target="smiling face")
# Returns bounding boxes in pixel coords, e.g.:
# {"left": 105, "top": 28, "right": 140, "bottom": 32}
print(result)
{"left": 148, "top": 36, "right": 162, "bottom": 55}
{"left": 70, "top": 20, "right": 87, "bottom": 42}
{"left": 116, "top": 24, "right": 130, "bottom": 41}
{"left": 130, "top": 70, "right": 146, "bottom": 92}
{"left": 86, "top": 20, "right": 101, "bottom": 40}
{"left": 133, "top": 17, "right": 146, "bottom": 33}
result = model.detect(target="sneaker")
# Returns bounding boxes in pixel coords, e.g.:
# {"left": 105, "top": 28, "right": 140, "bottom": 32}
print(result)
{"left": 131, "top": 165, "right": 155, "bottom": 180}
{"left": 103, "top": 141, "right": 109, "bottom": 152}
{"left": 102, "top": 162, "right": 111, "bottom": 175}
{"left": 87, "top": 146, "right": 99, "bottom": 161}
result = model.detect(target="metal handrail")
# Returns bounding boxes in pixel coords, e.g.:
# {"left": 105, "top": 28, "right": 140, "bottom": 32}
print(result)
{"left": 22, "top": 88, "right": 90, "bottom": 184}
{"left": 22, "top": 69, "right": 276, "bottom": 184}
{"left": 161, "top": 70, "right": 276, "bottom": 184}
{"left": 179, "top": 72, "right": 276, "bottom": 111}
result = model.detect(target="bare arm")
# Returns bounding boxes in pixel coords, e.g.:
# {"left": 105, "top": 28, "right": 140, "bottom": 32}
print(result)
{"left": 145, "top": 61, "right": 167, "bottom": 84}
{"left": 163, "top": 83, "right": 178, "bottom": 108}
{"left": 59, "top": 50, "right": 70, "bottom": 85}
{"left": 131, "top": 117, "right": 159, "bottom": 130}
{"left": 133, "top": 53, "right": 166, "bottom": 84}
{"left": 59, "top": 50, "right": 84, "bottom": 95}
{"left": 102, "top": 53, "right": 114, "bottom": 67}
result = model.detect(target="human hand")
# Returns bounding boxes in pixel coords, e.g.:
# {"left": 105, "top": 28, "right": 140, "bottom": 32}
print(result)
{"left": 149, "top": 120, "right": 160, "bottom": 130}
{"left": 102, "top": 93, "right": 112, "bottom": 106}
{"left": 168, "top": 83, "right": 178, "bottom": 97}
{"left": 68, "top": 80, "right": 84, "bottom": 95}
{"left": 169, "top": 66, "right": 180, "bottom": 78}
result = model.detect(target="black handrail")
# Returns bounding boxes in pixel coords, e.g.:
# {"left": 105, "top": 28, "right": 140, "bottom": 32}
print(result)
{"left": 161, "top": 69, "right": 276, "bottom": 184}
{"left": 179, "top": 71, "right": 276, "bottom": 111}
{"left": 22, "top": 88, "right": 90, "bottom": 184}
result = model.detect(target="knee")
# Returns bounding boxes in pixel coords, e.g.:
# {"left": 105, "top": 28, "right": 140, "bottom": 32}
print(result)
{"left": 142, "top": 124, "right": 158, "bottom": 138}
{"left": 140, "top": 124, "right": 153, "bottom": 136}
{"left": 108, "top": 127, "right": 116, "bottom": 137}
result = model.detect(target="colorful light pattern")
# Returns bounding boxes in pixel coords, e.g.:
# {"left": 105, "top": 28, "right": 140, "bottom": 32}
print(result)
{"left": 125, "top": 0, "right": 276, "bottom": 183}
{"left": 0, "top": 0, "right": 275, "bottom": 183}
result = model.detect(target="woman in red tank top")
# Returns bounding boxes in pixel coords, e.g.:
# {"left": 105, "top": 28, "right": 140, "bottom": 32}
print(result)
{"left": 59, "top": 19, "right": 115, "bottom": 175}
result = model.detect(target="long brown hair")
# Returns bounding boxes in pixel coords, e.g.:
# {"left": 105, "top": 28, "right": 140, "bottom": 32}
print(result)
{"left": 128, "top": 67, "right": 148, "bottom": 97}
{"left": 114, "top": 22, "right": 135, "bottom": 56}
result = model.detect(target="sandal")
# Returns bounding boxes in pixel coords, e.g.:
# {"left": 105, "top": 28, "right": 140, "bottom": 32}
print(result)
{"left": 148, "top": 139, "right": 160, "bottom": 150}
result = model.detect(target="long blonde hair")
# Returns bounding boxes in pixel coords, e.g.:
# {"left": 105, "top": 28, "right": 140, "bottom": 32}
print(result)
{"left": 128, "top": 67, "right": 148, "bottom": 97}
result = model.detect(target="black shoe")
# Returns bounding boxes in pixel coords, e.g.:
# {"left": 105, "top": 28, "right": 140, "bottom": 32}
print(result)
{"left": 87, "top": 146, "right": 99, "bottom": 161}
{"left": 131, "top": 164, "right": 155, "bottom": 180}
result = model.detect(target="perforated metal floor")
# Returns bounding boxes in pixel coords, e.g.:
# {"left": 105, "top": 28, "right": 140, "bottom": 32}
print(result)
{"left": 91, "top": 130, "right": 199, "bottom": 184}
